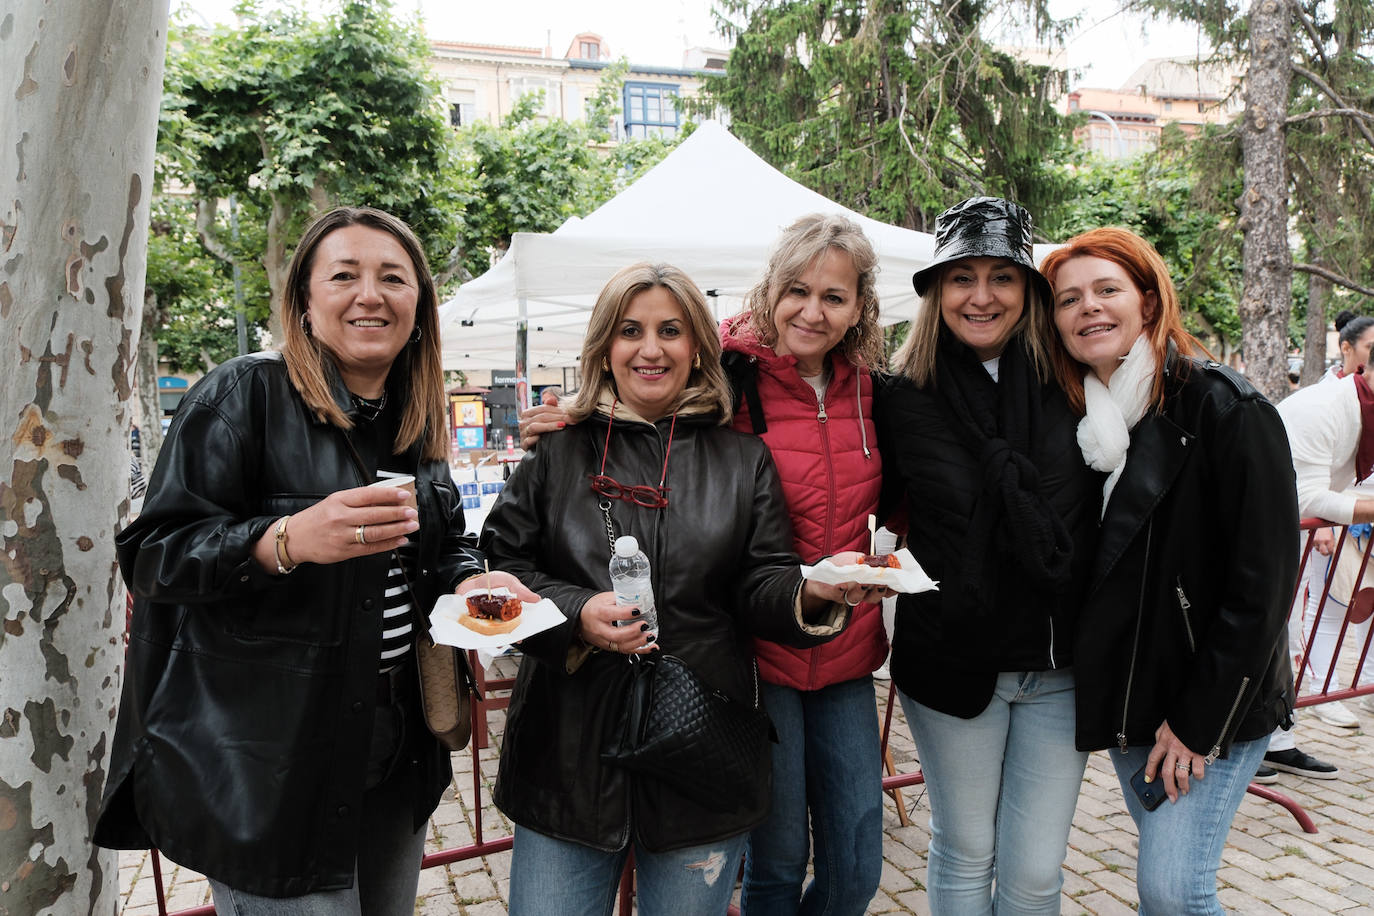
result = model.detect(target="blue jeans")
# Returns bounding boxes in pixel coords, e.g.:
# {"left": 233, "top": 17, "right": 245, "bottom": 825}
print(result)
{"left": 899, "top": 669, "right": 1088, "bottom": 916}
{"left": 741, "top": 677, "right": 883, "bottom": 916}
{"left": 208, "top": 702, "right": 426, "bottom": 916}
{"left": 1111, "top": 736, "right": 1270, "bottom": 915}
{"left": 509, "top": 825, "right": 748, "bottom": 916}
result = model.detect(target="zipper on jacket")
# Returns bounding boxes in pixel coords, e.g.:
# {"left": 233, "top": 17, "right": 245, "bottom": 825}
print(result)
{"left": 1205, "top": 676, "right": 1251, "bottom": 764}
{"left": 808, "top": 379, "right": 839, "bottom": 690}
{"left": 1175, "top": 577, "right": 1196, "bottom": 653}
{"left": 1118, "top": 521, "right": 1153, "bottom": 753}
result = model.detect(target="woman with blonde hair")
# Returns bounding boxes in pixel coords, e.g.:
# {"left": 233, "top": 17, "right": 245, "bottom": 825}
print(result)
{"left": 722, "top": 214, "right": 888, "bottom": 916}
{"left": 876, "top": 197, "right": 1099, "bottom": 914}
{"left": 1042, "top": 226, "right": 1296, "bottom": 914}
{"left": 484, "top": 262, "right": 872, "bottom": 915}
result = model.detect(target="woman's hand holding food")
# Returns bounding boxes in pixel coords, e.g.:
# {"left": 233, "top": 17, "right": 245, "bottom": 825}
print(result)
{"left": 253, "top": 484, "right": 418, "bottom": 573}
{"left": 578, "top": 591, "right": 657, "bottom": 654}
{"left": 801, "top": 550, "right": 895, "bottom": 615}
{"left": 456, "top": 570, "right": 541, "bottom": 604}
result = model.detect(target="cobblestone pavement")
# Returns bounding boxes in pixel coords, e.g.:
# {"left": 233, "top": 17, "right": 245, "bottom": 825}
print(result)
{"left": 118, "top": 658, "right": 1374, "bottom": 915}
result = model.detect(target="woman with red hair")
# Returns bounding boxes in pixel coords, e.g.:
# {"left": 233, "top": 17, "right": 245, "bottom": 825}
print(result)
{"left": 1041, "top": 227, "right": 1297, "bottom": 914}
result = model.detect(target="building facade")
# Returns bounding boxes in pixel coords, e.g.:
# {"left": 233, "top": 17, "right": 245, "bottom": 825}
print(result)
{"left": 1067, "top": 57, "right": 1243, "bottom": 158}
{"left": 427, "top": 31, "right": 724, "bottom": 140}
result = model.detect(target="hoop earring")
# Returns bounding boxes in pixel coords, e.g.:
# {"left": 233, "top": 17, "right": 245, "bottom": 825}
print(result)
{"left": 602, "top": 356, "right": 610, "bottom": 372}
{"left": 410, "top": 325, "right": 422, "bottom": 344}
{"left": 300, "top": 312, "right": 312, "bottom": 337}
{"left": 692, "top": 352, "right": 701, "bottom": 369}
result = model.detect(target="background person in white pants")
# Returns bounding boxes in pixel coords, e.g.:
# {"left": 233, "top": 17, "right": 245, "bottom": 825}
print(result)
{"left": 1265, "top": 311, "right": 1374, "bottom": 780}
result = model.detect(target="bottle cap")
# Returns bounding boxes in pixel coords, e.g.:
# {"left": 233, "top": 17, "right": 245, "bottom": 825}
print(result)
{"left": 614, "top": 535, "right": 639, "bottom": 557}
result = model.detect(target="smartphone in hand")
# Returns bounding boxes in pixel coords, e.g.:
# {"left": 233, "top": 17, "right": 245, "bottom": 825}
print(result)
{"left": 1130, "top": 763, "right": 1167, "bottom": 811}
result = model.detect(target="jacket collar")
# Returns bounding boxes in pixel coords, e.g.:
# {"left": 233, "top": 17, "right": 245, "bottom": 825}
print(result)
{"left": 593, "top": 389, "right": 719, "bottom": 426}
{"left": 1089, "top": 339, "right": 1194, "bottom": 592}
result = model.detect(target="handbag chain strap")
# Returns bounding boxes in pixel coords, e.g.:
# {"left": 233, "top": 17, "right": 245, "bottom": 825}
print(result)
{"left": 599, "top": 498, "right": 617, "bottom": 555}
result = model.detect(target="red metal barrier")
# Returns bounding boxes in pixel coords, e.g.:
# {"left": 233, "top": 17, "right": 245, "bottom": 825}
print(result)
{"left": 1239, "top": 517, "right": 1374, "bottom": 835}
{"left": 1290, "top": 520, "right": 1374, "bottom": 705}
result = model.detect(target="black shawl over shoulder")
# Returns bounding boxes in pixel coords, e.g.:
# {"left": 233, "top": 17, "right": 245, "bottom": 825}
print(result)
{"left": 876, "top": 333, "right": 1099, "bottom": 718}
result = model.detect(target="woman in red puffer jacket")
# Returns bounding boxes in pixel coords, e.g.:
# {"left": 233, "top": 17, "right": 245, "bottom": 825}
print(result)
{"left": 721, "top": 214, "right": 887, "bottom": 916}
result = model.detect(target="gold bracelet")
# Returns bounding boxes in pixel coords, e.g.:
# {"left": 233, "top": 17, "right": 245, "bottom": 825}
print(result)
{"left": 274, "top": 515, "right": 298, "bottom": 575}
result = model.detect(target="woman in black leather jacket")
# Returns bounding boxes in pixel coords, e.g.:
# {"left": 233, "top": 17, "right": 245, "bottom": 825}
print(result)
{"left": 481, "top": 262, "right": 869, "bottom": 916}
{"left": 1042, "top": 227, "right": 1296, "bottom": 914}
{"left": 95, "top": 208, "right": 535, "bottom": 913}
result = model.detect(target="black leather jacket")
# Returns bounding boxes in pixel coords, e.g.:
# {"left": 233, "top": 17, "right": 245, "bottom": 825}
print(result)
{"left": 1073, "top": 351, "right": 1297, "bottom": 757}
{"left": 483, "top": 406, "right": 846, "bottom": 852}
{"left": 94, "top": 352, "right": 483, "bottom": 897}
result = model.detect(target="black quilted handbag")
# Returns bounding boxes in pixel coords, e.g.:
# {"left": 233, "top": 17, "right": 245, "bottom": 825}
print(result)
{"left": 601, "top": 654, "right": 777, "bottom": 812}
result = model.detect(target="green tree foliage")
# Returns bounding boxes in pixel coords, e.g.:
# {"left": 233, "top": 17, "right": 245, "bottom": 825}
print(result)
{"left": 146, "top": 197, "right": 245, "bottom": 372}
{"left": 1286, "top": 0, "right": 1374, "bottom": 375}
{"left": 693, "top": 0, "right": 1079, "bottom": 231}
{"left": 450, "top": 92, "right": 606, "bottom": 281}
{"left": 1137, "top": 0, "right": 1374, "bottom": 384}
{"left": 1054, "top": 128, "right": 1245, "bottom": 353}
{"left": 160, "top": 0, "right": 464, "bottom": 334}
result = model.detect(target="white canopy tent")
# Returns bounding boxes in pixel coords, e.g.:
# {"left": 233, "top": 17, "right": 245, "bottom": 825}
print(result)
{"left": 437, "top": 121, "right": 1056, "bottom": 371}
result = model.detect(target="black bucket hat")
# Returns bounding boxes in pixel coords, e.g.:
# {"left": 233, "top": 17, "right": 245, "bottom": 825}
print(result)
{"left": 912, "top": 196, "right": 1053, "bottom": 306}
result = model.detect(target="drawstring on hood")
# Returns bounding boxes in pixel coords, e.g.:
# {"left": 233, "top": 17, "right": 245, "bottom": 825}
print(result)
{"left": 857, "top": 373, "right": 870, "bottom": 459}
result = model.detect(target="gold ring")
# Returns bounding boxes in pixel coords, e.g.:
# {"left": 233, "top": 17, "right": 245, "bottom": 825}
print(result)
{"left": 356, "top": 525, "right": 367, "bottom": 545}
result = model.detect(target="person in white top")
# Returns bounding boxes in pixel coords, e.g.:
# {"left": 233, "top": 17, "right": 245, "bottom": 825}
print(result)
{"left": 1264, "top": 311, "right": 1374, "bottom": 777}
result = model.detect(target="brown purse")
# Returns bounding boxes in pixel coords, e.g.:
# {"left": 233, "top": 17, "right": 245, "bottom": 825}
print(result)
{"left": 401, "top": 558, "right": 475, "bottom": 752}
{"left": 414, "top": 636, "right": 474, "bottom": 751}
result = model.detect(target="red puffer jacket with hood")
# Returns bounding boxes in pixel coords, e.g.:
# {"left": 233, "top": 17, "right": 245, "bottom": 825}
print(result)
{"left": 721, "top": 314, "right": 888, "bottom": 690}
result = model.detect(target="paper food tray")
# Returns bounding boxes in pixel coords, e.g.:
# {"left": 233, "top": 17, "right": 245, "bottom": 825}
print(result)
{"left": 801, "top": 548, "right": 938, "bottom": 594}
{"left": 430, "top": 588, "right": 564, "bottom": 649}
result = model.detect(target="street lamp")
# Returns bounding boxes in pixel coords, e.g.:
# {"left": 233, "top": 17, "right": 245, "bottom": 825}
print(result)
{"left": 1086, "top": 110, "right": 1127, "bottom": 160}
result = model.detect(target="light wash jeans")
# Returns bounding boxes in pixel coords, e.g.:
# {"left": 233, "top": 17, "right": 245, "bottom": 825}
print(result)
{"left": 741, "top": 676, "right": 884, "bottom": 916}
{"left": 1111, "top": 736, "right": 1269, "bottom": 915}
{"left": 208, "top": 701, "right": 426, "bottom": 916}
{"left": 899, "top": 668, "right": 1088, "bottom": 916}
{"left": 508, "top": 825, "right": 748, "bottom": 916}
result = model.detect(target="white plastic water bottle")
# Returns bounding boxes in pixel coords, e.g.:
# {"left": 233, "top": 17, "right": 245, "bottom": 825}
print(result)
{"left": 609, "top": 535, "right": 658, "bottom": 641}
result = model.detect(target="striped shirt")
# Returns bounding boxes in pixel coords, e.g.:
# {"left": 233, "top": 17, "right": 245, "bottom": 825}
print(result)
{"left": 379, "top": 541, "right": 418, "bottom": 672}
{"left": 376, "top": 470, "right": 417, "bottom": 673}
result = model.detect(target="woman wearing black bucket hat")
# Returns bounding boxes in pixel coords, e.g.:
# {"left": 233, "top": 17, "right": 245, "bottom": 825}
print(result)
{"left": 875, "top": 197, "right": 1099, "bottom": 914}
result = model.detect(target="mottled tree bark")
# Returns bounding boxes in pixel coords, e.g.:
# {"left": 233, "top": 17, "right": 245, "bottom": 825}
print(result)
{"left": 1239, "top": 0, "right": 1295, "bottom": 401}
{"left": 0, "top": 0, "right": 169, "bottom": 912}
{"left": 137, "top": 286, "right": 165, "bottom": 471}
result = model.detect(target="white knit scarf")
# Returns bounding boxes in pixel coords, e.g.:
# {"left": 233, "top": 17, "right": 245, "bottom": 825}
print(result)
{"left": 1076, "top": 334, "right": 1157, "bottom": 516}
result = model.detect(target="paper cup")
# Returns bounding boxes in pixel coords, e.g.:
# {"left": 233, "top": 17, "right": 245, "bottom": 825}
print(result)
{"left": 370, "top": 475, "right": 417, "bottom": 512}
